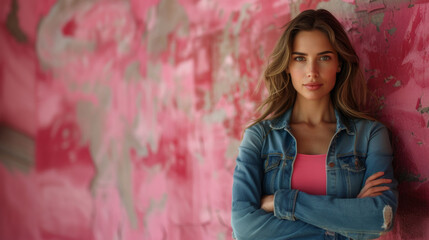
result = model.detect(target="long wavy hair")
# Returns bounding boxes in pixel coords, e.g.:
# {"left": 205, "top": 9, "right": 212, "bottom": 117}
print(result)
{"left": 251, "top": 9, "right": 375, "bottom": 126}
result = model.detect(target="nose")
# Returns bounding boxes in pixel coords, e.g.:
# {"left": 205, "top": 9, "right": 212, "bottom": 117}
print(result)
{"left": 307, "top": 60, "right": 319, "bottom": 79}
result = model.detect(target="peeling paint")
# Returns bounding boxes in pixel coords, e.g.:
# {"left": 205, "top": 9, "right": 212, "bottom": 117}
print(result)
{"left": 370, "top": 12, "right": 385, "bottom": 32}
{"left": 1, "top": 0, "right": 429, "bottom": 239}
{"left": 419, "top": 106, "right": 429, "bottom": 114}
{"left": 146, "top": 0, "right": 189, "bottom": 54}
{"left": 384, "top": 75, "right": 394, "bottom": 83}
{"left": 5, "top": 0, "right": 28, "bottom": 42}
{"left": 398, "top": 171, "right": 428, "bottom": 183}
{"left": 0, "top": 126, "right": 34, "bottom": 172}
{"left": 124, "top": 61, "right": 142, "bottom": 82}
{"left": 393, "top": 80, "right": 401, "bottom": 87}
{"left": 387, "top": 27, "right": 397, "bottom": 35}
{"left": 316, "top": 0, "right": 355, "bottom": 18}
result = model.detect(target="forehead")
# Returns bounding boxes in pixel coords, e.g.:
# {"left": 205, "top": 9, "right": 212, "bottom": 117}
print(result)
{"left": 292, "top": 30, "right": 335, "bottom": 52}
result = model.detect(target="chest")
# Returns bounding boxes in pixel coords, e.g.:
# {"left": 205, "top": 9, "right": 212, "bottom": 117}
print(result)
{"left": 290, "top": 123, "right": 336, "bottom": 155}
{"left": 260, "top": 129, "right": 368, "bottom": 198}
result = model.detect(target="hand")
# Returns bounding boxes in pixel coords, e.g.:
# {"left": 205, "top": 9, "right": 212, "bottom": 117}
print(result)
{"left": 357, "top": 172, "right": 392, "bottom": 198}
{"left": 261, "top": 195, "right": 274, "bottom": 212}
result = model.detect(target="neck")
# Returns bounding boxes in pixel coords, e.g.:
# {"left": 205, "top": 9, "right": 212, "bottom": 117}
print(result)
{"left": 291, "top": 95, "right": 336, "bottom": 125}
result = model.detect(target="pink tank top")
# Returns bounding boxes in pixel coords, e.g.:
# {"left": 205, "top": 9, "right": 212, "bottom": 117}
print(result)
{"left": 291, "top": 153, "right": 327, "bottom": 195}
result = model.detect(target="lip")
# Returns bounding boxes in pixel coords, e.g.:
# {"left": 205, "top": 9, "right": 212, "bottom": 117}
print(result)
{"left": 303, "top": 83, "right": 323, "bottom": 90}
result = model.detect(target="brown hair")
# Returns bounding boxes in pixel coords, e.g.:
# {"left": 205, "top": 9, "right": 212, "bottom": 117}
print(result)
{"left": 250, "top": 9, "right": 375, "bottom": 126}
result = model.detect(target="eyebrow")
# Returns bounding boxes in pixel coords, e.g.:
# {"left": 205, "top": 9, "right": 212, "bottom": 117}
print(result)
{"left": 292, "top": 51, "right": 335, "bottom": 55}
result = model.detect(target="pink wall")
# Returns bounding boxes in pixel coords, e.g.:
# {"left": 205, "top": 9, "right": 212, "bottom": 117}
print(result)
{"left": 0, "top": 0, "right": 428, "bottom": 239}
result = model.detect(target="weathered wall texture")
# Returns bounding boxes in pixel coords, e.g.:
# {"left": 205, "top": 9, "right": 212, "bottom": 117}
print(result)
{"left": 0, "top": 0, "right": 428, "bottom": 239}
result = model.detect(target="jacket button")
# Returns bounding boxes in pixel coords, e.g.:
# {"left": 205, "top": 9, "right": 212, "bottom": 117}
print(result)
{"left": 329, "top": 162, "right": 335, "bottom": 168}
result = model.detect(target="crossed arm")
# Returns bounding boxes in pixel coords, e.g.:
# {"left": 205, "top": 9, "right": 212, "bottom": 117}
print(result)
{"left": 261, "top": 171, "right": 392, "bottom": 212}
{"left": 231, "top": 122, "right": 398, "bottom": 240}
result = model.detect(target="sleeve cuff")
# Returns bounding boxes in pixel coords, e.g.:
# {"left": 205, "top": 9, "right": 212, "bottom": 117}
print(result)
{"left": 273, "top": 189, "right": 299, "bottom": 220}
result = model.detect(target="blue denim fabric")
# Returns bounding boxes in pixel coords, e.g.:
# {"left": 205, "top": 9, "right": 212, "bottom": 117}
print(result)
{"left": 231, "top": 108, "right": 398, "bottom": 240}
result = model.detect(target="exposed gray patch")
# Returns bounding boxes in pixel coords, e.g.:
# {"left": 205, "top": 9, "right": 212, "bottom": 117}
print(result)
{"left": 234, "top": 3, "right": 252, "bottom": 36}
{"left": 419, "top": 106, "right": 429, "bottom": 114}
{"left": 393, "top": 80, "right": 401, "bottom": 87}
{"left": 146, "top": 0, "right": 189, "bottom": 54}
{"left": 217, "top": 232, "right": 226, "bottom": 240}
{"left": 225, "top": 139, "right": 241, "bottom": 160}
{"left": 126, "top": 103, "right": 151, "bottom": 158}
{"left": 317, "top": 0, "right": 356, "bottom": 18}
{"left": 169, "top": 40, "right": 176, "bottom": 65}
{"left": 258, "top": 44, "right": 265, "bottom": 61}
{"left": 147, "top": 61, "right": 162, "bottom": 83}
{"left": 212, "top": 12, "right": 249, "bottom": 104}
{"left": 203, "top": 109, "right": 227, "bottom": 123}
{"left": 36, "top": 0, "right": 98, "bottom": 69}
{"left": 203, "top": 91, "right": 212, "bottom": 111}
{"left": 195, "top": 152, "right": 205, "bottom": 164}
{"left": 398, "top": 170, "right": 428, "bottom": 183}
{"left": 218, "top": 16, "right": 237, "bottom": 61}
{"left": 125, "top": 61, "right": 143, "bottom": 83}
{"left": 6, "top": 0, "right": 28, "bottom": 42}
{"left": 289, "top": 0, "right": 303, "bottom": 19}
{"left": 117, "top": 147, "right": 138, "bottom": 228}
{"left": 0, "top": 125, "right": 34, "bottom": 172}
{"left": 371, "top": 12, "right": 385, "bottom": 32}
{"left": 384, "top": 75, "right": 394, "bottom": 83}
{"left": 37, "top": 0, "right": 145, "bottom": 230}
{"left": 388, "top": 27, "right": 397, "bottom": 35}
{"left": 37, "top": 0, "right": 137, "bottom": 68}
{"left": 75, "top": 83, "right": 112, "bottom": 195}
{"left": 128, "top": 91, "right": 160, "bottom": 158}
{"left": 143, "top": 194, "right": 168, "bottom": 228}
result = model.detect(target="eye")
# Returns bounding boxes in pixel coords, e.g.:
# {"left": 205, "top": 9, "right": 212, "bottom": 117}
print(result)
{"left": 319, "top": 55, "right": 331, "bottom": 61}
{"left": 294, "top": 56, "right": 306, "bottom": 62}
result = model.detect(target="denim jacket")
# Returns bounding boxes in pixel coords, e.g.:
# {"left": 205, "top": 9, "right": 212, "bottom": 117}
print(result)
{"left": 231, "top": 108, "right": 398, "bottom": 240}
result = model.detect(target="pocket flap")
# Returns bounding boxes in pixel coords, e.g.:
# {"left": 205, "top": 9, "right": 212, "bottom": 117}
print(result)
{"left": 264, "top": 154, "right": 282, "bottom": 172}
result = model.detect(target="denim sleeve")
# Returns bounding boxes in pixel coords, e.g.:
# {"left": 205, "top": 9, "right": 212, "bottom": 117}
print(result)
{"left": 231, "top": 125, "right": 324, "bottom": 240}
{"left": 273, "top": 121, "right": 398, "bottom": 240}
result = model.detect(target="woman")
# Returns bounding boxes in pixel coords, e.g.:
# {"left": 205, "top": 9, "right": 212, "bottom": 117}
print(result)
{"left": 231, "top": 9, "right": 398, "bottom": 240}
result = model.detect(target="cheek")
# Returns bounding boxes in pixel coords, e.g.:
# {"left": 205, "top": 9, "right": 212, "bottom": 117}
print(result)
{"left": 289, "top": 70, "right": 303, "bottom": 85}
{"left": 323, "top": 66, "right": 339, "bottom": 79}
{"left": 289, "top": 66, "right": 305, "bottom": 78}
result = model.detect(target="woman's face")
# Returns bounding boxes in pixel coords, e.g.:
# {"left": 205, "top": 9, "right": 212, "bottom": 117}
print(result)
{"left": 288, "top": 30, "right": 340, "bottom": 102}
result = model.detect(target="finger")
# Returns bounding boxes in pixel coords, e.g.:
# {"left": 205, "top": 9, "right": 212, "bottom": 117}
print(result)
{"left": 365, "top": 172, "right": 385, "bottom": 184}
{"left": 358, "top": 186, "right": 390, "bottom": 198}
{"left": 364, "top": 178, "right": 392, "bottom": 188}
{"left": 360, "top": 179, "right": 390, "bottom": 195}
{"left": 358, "top": 185, "right": 390, "bottom": 197}
{"left": 367, "top": 186, "right": 390, "bottom": 194}
{"left": 361, "top": 179, "right": 392, "bottom": 192}
{"left": 359, "top": 192, "right": 383, "bottom": 198}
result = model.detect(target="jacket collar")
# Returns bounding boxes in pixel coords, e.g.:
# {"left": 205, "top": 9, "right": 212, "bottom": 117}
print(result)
{"left": 268, "top": 107, "right": 355, "bottom": 135}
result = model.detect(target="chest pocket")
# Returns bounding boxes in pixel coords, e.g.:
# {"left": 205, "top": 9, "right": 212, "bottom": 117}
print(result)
{"left": 263, "top": 153, "right": 282, "bottom": 194}
{"left": 338, "top": 154, "right": 366, "bottom": 197}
